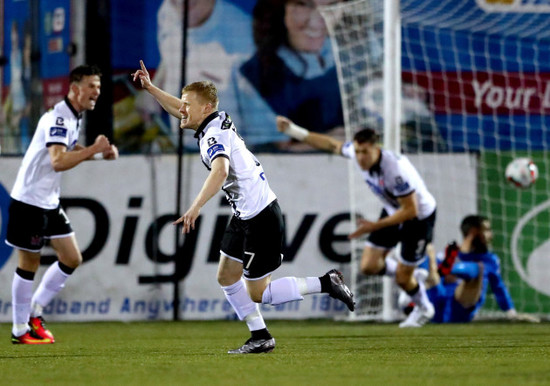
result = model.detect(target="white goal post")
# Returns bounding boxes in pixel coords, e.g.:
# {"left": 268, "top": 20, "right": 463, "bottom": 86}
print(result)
{"left": 321, "top": 0, "right": 550, "bottom": 321}
{"left": 321, "top": 0, "right": 403, "bottom": 321}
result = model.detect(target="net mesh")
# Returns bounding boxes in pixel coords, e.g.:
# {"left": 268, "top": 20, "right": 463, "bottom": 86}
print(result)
{"left": 321, "top": 0, "right": 550, "bottom": 320}
{"left": 321, "top": 0, "right": 397, "bottom": 321}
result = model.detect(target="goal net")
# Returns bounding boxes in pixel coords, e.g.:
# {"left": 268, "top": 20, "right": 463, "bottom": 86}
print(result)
{"left": 321, "top": 0, "right": 550, "bottom": 321}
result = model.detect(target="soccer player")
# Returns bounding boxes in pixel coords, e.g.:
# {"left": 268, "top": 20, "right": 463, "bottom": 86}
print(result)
{"left": 133, "top": 60, "right": 355, "bottom": 354}
{"left": 5, "top": 65, "right": 119, "bottom": 344}
{"left": 134, "top": 0, "right": 253, "bottom": 151}
{"left": 276, "top": 116, "right": 436, "bottom": 327}
{"left": 400, "top": 215, "right": 540, "bottom": 323}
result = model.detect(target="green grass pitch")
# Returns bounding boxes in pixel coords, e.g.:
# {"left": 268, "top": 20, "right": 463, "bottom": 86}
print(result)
{"left": 1, "top": 320, "right": 549, "bottom": 385}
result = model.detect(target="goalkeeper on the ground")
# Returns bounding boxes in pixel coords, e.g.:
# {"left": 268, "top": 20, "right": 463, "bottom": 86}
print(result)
{"left": 399, "top": 215, "right": 540, "bottom": 323}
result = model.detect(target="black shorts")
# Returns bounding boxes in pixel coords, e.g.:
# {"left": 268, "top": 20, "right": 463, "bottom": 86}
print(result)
{"left": 367, "top": 209, "right": 436, "bottom": 265}
{"left": 5, "top": 199, "right": 74, "bottom": 252}
{"left": 220, "top": 200, "right": 284, "bottom": 280}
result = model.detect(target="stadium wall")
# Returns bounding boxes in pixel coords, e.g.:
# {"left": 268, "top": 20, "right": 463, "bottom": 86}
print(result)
{"left": 0, "top": 153, "right": 475, "bottom": 321}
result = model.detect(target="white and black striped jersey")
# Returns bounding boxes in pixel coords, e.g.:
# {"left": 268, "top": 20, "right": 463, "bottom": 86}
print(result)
{"left": 11, "top": 97, "right": 82, "bottom": 209}
{"left": 195, "top": 111, "right": 277, "bottom": 220}
{"left": 342, "top": 142, "right": 436, "bottom": 220}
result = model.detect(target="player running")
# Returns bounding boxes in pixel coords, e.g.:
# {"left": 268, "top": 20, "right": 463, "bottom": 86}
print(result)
{"left": 6, "top": 65, "right": 119, "bottom": 344}
{"left": 277, "top": 115, "right": 436, "bottom": 327}
{"left": 133, "top": 61, "right": 354, "bottom": 354}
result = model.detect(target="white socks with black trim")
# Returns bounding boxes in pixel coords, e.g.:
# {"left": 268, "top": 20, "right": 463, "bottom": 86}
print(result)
{"left": 222, "top": 278, "right": 267, "bottom": 332}
{"left": 261, "top": 277, "right": 321, "bottom": 306}
{"left": 410, "top": 280, "right": 431, "bottom": 310}
{"left": 223, "top": 276, "right": 324, "bottom": 330}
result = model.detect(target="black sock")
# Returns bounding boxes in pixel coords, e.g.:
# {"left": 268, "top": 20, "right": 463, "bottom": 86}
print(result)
{"left": 406, "top": 284, "right": 420, "bottom": 297}
{"left": 15, "top": 267, "right": 35, "bottom": 281}
{"left": 251, "top": 328, "right": 272, "bottom": 340}
{"left": 319, "top": 273, "right": 331, "bottom": 293}
{"left": 58, "top": 261, "right": 75, "bottom": 275}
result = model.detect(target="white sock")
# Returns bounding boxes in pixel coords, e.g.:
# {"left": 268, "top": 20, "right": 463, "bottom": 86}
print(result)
{"left": 261, "top": 277, "right": 312, "bottom": 306}
{"left": 31, "top": 262, "right": 71, "bottom": 315}
{"left": 31, "top": 303, "right": 44, "bottom": 318}
{"left": 222, "top": 278, "right": 266, "bottom": 331}
{"left": 12, "top": 272, "right": 33, "bottom": 336}
{"left": 303, "top": 277, "right": 322, "bottom": 294}
{"left": 244, "top": 309, "right": 266, "bottom": 331}
{"left": 384, "top": 258, "right": 397, "bottom": 277}
{"left": 411, "top": 280, "right": 432, "bottom": 310}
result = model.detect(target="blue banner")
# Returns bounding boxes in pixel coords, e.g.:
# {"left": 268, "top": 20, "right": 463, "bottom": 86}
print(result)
{"left": 39, "top": 0, "right": 71, "bottom": 78}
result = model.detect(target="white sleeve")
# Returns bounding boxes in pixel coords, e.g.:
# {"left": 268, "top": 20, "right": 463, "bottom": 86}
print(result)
{"left": 204, "top": 129, "right": 231, "bottom": 163}
{"left": 341, "top": 141, "right": 355, "bottom": 159}
{"left": 385, "top": 160, "right": 415, "bottom": 197}
{"left": 44, "top": 114, "right": 70, "bottom": 147}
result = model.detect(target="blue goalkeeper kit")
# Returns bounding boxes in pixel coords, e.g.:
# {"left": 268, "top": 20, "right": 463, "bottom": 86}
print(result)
{"left": 429, "top": 251, "right": 515, "bottom": 323}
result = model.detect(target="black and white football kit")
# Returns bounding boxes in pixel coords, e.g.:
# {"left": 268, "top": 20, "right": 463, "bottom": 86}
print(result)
{"left": 342, "top": 143, "right": 437, "bottom": 265}
{"left": 195, "top": 111, "right": 281, "bottom": 279}
{"left": 6, "top": 97, "right": 80, "bottom": 252}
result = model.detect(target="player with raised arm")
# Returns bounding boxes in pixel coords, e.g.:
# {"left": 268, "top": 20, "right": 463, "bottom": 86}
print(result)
{"left": 277, "top": 115, "right": 436, "bottom": 327}
{"left": 6, "top": 65, "right": 119, "bottom": 344}
{"left": 133, "top": 61, "right": 354, "bottom": 354}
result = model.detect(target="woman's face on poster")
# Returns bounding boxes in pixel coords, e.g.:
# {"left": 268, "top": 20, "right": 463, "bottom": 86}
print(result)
{"left": 284, "top": 0, "right": 340, "bottom": 53}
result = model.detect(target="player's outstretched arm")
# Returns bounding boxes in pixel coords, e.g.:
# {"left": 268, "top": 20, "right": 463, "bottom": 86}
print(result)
{"left": 505, "top": 309, "right": 541, "bottom": 323}
{"left": 276, "top": 116, "right": 343, "bottom": 155}
{"left": 132, "top": 60, "right": 182, "bottom": 119}
{"left": 349, "top": 193, "right": 419, "bottom": 239}
{"left": 485, "top": 259, "right": 541, "bottom": 323}
{"left": 173, "top": 157, "right": 229, "bottom": 234}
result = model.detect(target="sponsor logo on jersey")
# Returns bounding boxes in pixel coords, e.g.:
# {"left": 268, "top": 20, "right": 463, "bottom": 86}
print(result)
{"left": 207, "top": 144, "right": 225, "bottom": 159}
{"left": 395, "top": 176, "right": 411, "bottom": 193}
{"left": 50, "top": 127, "right": 68, "bottom": 138}
{"left": 56, "top": 117, "right": 65, "bottom": 126}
